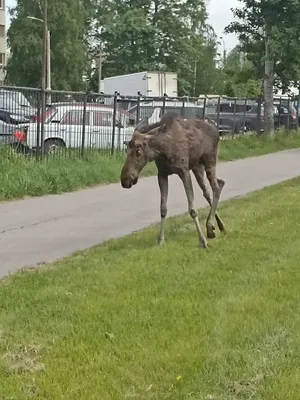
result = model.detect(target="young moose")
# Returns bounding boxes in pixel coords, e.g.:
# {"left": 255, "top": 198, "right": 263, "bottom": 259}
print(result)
{"left": 120, "top": 113, "right": 226, "bottom": 248}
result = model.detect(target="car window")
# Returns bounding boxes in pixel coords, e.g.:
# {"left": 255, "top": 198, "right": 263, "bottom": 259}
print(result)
{"left": 139, "top": 107, "right": 155, "bottom": 119}
{"left": 183, "top": 108, "right": 203, "bottom": 118}
{"left": 0, "top": 95, "right": 20, "bottom": 110}
{"left": 2, "top": 91, "right": 32, "bottom": 108}
{"left": 218, "top": 103, "right": 232, "bottom": 113}
{"left": 235, "top": 104, "right": 245, "bottom": 113}
{"left": 61, "top": 110, "right": 90, "bottom": 125}
{"left": 0, "top": 110, "right": 10, "bottom": 124}
{"left": 206, "top": 105, "right": 217, "bottom": 114}
{"left": 93, "top": 111, "right": 113, "bottom": 127}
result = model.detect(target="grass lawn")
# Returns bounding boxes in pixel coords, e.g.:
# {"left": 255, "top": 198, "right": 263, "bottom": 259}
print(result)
{"left": 0, "top": 130, "right": 300, "bottom": 201}
{"left": 1, "top": 178, "right": 300, "bottom": 399}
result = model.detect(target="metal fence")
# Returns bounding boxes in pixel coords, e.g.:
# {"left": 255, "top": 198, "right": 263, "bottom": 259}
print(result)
{"left": 0, "top": 85, "right": 299, "bottom": 160}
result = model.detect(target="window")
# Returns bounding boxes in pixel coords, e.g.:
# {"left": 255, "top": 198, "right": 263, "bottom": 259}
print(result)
{"left": 0, "top": 25, "right": 5, "bottom": 38}
{"left": 61, "top": 110, "right": 90, "bottom": 125}
{"left": 0, "top": 53, "right": 5, "bottom": 66}
{"left": 93, "top": 111, "right": 113, "bottom": 127}
{"left": 180, "top": 107, "right": 203, "bottom": 119}
{"left": 206, "top": 105, "right": 217, "bottom": 114}
{"left": 218, "top": 103, "right": 232, "bottom": 113}
{"left": 0, "top": 95, "right": 19, "bottom": 110}
{"left": 0, "top": 0, "right": 3, "bottom": 10}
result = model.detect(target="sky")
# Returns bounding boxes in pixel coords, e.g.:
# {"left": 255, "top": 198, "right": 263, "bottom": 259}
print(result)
{"left": 5, "top": 0, "right": 239, "bottom": 52}
{"left": 207, "top": 0, "right": 239, "bottom": 53}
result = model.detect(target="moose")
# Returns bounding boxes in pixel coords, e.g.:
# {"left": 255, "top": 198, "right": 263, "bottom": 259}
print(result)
{"left": 120, "top": 112, "right": 226, "bottom": 248}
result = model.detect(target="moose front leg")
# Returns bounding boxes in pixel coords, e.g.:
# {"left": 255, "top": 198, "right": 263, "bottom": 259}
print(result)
{"left": 179, "top": 170, "right": 208, "bottom": 248}
{"left": 157, "top": 173, "right": 168, "bottom": 245}
{"left": 192, "top": 164, "right": 226, "bottom": 236}
{"left": 206, "top": 166, "right": 225, "bottom": 239}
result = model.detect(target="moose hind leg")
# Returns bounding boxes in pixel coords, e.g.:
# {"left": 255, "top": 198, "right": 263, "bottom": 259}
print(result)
{"left": 205, "top": 166, "right": 225, "bottom": 239}
{"left": 179, "top": 170, "right": 208, "bottom": 248}
{"left": 157, "top": 174, "right": 168, "bottom": 245}
{"left": 192, "top": 165, "right": 226, "bottom": 235}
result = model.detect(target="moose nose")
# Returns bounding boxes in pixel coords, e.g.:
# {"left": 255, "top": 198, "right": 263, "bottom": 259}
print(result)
{"left": 121, "top": 178, "right": 132, "bottom": 189}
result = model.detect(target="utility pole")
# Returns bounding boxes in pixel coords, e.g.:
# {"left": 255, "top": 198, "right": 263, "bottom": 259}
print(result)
{"left": 41, "top": 0, "right": 47, "bottom": 156}
{"left": 27, "top": 15, "right": 51, "bottom": 104}
{"left": 98, "top": 51, "right": 102, "bottom": 93}
{"left": 46, "top": 29, "right": 51, "bottom": 104}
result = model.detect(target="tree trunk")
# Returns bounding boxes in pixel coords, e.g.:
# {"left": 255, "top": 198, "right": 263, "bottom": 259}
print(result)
{"left": 263, "top": 37, "right": 274, "bottom": 136}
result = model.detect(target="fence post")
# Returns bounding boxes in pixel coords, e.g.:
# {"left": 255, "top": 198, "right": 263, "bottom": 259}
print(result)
{"left": 216, "top": 96, "right": 221, "bottom": 131}
{"left": 40, "top": 87, "right": 46, "bottom": 157}
{"left": 278, "top": 97, "right": 282, "bottom": 131}
{"left": 111, "top": 91, "right": 118, "bottom": 155}
{"left": 287, "top": 98, "right": 291, "bottom": 131}
{"left": 181, "top": 98, "right": 185, "bottom": 118}
{"left": 256, "top": 97, "right": 262, "bottom": 136}
{"left": 242, "top": 98, "right": 247, "bottom": 134}
{"left": 136, "top": 92, "right": 141, "bottom": 122}
{"left": 297, "top": 86, "right": 300, "bottom": 132}
{"left": 81, "top": 92, "right": 88, "bottom": 157}
{"left": 36, "top": 89, "right": 42, "bottom": 160}
{"left": 232, "top": 98, "right": 237, "bottom": 136}
{"left": 162, "top": 93, "right": 166, "bottom": 116}
{"left": 202, "top": 96, "right": 207, "bottom": 118}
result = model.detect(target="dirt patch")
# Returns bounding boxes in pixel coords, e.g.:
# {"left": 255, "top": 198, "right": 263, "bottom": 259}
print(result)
{"left": 2, "top": 344, "right": 45, "bottom": 373}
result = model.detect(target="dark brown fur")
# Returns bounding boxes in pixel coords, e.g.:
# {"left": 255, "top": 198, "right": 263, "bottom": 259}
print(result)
{"left": 120, "top": 113, "right": 226, "bottom": 247}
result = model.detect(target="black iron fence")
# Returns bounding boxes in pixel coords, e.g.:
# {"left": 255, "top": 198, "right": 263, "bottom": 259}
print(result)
{"left": 0, "top": 85, "right": 299, "bottom": 159}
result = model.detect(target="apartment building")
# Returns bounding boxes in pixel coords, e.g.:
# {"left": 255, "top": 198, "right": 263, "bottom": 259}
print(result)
{"left": 0, "top": 0, "right": 5, "bottom": 83}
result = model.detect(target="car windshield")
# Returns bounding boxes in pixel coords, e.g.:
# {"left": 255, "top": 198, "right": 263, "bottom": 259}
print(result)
{"left": 0, "top": 91, "right": 32, "bottom": 108}
{"left": 0, "top": 95, "right": 20, "bottom": 110}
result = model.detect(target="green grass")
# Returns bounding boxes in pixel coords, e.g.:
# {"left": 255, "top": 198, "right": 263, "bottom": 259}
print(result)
{"left": 1, "top": 178, "right": 300, "bottom": 399}
{"left": 1, "top": 130, "right": 300, "bottom": 201}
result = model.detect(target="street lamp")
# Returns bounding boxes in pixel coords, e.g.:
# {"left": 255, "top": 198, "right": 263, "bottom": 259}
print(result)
{"left": 27, "top": 15, "right": 51, "bottom": 102}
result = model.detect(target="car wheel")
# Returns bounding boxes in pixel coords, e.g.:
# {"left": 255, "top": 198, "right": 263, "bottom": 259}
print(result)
{"left": 44, "top": 139, "right": 66, "bottom": 155}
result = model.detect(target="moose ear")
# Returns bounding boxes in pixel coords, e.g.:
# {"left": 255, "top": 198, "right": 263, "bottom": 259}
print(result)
{"left": 123, "top": 140, "right": 129, "bottom": 146}
{"left": 134, "top": 117, "right": 149, "bottom": 133}
{"left": 145, "top": 124, "right": 166, "bottom": 136}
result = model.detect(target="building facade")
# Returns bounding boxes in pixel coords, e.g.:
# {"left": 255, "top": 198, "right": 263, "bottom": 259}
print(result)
{"left": 0, "top": 0, "right": 6, "bottom": 83}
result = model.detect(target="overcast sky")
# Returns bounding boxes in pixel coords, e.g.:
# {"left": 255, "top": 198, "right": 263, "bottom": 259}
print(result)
{"left": 5, "top": 0, "right": 239, "bottom": 51}
{"left": 207, "top": 0, "right": 239, "bottom": 52}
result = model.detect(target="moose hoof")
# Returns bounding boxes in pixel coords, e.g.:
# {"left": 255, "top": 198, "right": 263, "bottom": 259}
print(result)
{"left": 219, "top": 224, "right": 226, "bottom": 234}
{"left": 207, "top": 225, "right": 216, "bottom": 239}
{"left": 200, "top": 241, "right": 208, "bottom": 249}
{"left": 217, "top": 222, "right": 226, "bottom": 233}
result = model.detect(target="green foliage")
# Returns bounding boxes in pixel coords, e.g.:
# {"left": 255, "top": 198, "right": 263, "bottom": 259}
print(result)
{"left": 6, "top": 0, "right": 90, "bottom": 90}
{"left": 225, "top": 0, "right": 300, "bottom": 92}
{"left": 88, "top": 0, "right": 221, "bottom": 96}
{"left": 223, "top": 45, "right": 262, "bottom": 97}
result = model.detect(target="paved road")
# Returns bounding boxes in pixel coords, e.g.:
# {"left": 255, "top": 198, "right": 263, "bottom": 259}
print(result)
{"left": 1, "top": 148, "right": 300, "bottom": 278}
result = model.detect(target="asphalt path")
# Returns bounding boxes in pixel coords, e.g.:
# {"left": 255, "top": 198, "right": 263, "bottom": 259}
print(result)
{"left": 1, "top": 148, "right": 300, "bottom": 278}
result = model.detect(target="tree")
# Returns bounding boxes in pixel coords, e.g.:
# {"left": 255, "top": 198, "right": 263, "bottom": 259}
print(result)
{"left": 6, "top": 0, "right": 91, "bottom": 90}
{"left": 223, "top": 45, "right": 262, "bottom": 97}
{"left": 88, "top": 0, "right": 221, "bottom": 96}
{"left": 225, "top": 0, "right": 300, "bottom": 136}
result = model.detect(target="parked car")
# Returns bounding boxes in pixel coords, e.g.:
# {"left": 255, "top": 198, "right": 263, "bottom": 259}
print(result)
{"left": 0, "top": 89, "right": 37, "bottom": 119}
{"left": 24, "top": 104, "right": 136, "bottom": 154}
{"left": 203, "top": 99, "right": 264, "bottom": 135}
{"left": 128, "top": 100, "right": 204, "bottom": 122}
{"left": 273, "top": 99, "right": 297, "bottom": 129}
{"left": 0, "top": 122, "right": 29, "bottom": 152}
